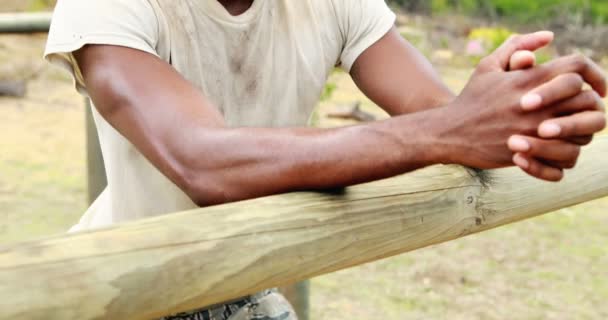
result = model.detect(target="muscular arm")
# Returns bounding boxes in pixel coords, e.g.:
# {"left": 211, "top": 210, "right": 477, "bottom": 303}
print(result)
{"left": 351, "top": 29, "right": 606, "bottom": 178}
{"left": 350, "top": 27, "right": 455, "bottom": 115}
{"left": 75, "top": 45, "right": 449, "bottom": 206}
{"left": 74, "top": 32, "right": 604, "bottom": 206}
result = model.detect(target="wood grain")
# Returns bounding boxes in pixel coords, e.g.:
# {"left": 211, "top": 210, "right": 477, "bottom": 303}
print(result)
{"left": 1, "top": 136, "right": 606, "bottom": 320}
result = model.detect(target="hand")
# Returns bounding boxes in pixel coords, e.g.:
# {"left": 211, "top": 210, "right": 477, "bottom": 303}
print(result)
{"left": 505, "top": 45, "right": 606, "bottom": 180}
{"left": 442, "top": 32, "right": 606, "bottom": 181}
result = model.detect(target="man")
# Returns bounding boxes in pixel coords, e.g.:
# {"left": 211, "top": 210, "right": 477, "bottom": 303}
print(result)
{"left": 45, "top": 0, "right": 606, "bottom": 319}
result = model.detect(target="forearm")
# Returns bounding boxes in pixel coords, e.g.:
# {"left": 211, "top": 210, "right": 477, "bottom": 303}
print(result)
{"left": 74, "top": 44, "right": 453, "bottom": 206}
{"left": 173, "top": 108, "right": 450, "bottom": 206}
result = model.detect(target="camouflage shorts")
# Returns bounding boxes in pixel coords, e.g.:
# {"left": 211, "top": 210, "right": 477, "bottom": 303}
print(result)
{"left": 160, "top": 289, "right": 297, "bottom": 320}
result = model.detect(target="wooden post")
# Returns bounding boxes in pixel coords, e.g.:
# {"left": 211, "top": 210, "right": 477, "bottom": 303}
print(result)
{"left": 279, "top": 281, "right": 310, "bottom": 320}
{"left": 0, "top": 136, "right": 606, "bottom": 320}
{"left": 85, "top": 99, "right": 107, "bottom": 204}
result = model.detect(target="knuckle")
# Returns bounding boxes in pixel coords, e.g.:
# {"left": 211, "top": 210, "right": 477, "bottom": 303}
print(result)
{"left": 588, "top": 111, "right": 608, "bottom": 130}
{"left": 512, "top": 74, "right": 529, "bottom": 90}
{"left": 527, "top": 161, "right": 540, "bottom": 175}
{"left": 571, "top": 145, "right": 582, "bottom": 159}
{"left": 589, "top": 89, "right": 602, "bottom": 102}
{"left": 538, "top": 165, "right": 552, "bottom": 179}
{"left": 582, "top": 90, "right": 600, "bottom": 108}
{"left": 575, "top": 135, "right": 594, "bottom": 146}
{"left": 599, "top": 115, "right": 607, "bottom": 131}
{"left": 566, "top": 158, "right": 579, "bottom": 169}
{"left": 597, "top": 94, "right": 606, "bottom": 112}
{"left": 543, "top": 165, "right": 564, "bottom": 181}
{"left": 565, "top": 73, "right": 584, "bottom": 88}
{"left": 582, "top": 136, "right": 594, "bottom": 145}
{"left": 570, "top": 53, "right": 589, "bottom": 71}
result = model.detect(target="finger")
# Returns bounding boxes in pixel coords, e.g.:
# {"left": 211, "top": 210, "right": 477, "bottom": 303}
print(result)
{"left": 547, "top": 90, "right": 605, "bottom": 116}
{"left": 538, "top": 111, "right": 607, "bottom": 138}
{"left": 508, "top": 135, "right": 580, "bottom": 162}
{"left": 534, "top": 53, "right": 607, "bottom": 97}
{"left": 509, "top": 50, "right": 536, "bottom": 71}
{"left": 566, "top": 135, "right": 594, "bottom": 146}
{"left": 539, "top": 158, "right": 579, "bottom": 170}
{"left": 513, "top": 153, "right": 564, "bottom": 182}
{"left": 520, "top": 73, "right": 583, "bottom": 111}
{"left": 490, "top": 31, "right": 554, "bottom": 71}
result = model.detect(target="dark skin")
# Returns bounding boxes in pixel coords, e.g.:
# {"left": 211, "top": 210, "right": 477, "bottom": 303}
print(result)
{"left": 74, "top": 1, "right": 607, "bottom": 206}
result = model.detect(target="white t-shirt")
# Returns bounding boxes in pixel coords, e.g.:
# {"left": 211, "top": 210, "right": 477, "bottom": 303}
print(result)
{"left": 45, "top": 0, "right": 396, "bottom": 231}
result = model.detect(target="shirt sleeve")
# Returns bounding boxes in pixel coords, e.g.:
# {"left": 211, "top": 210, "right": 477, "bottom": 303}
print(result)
{"left": 333, "top": 0, "right": 396, "bottom": 72}
{"left": 44, "top": 0, "right": 159, "bottom": 95}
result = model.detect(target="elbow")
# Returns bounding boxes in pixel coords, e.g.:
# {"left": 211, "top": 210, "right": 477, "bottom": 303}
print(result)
{"left": 176, "top": 167, "right": 217, "bottom": 207}
{"left": 164, "top": 128, "right": 245, "bottom": 207}
{"left": 176, "top": 164, "right": 236, "bottom": 207}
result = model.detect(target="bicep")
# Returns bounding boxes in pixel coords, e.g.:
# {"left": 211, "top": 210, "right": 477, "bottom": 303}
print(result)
{"left": 74, "top": 45, "right": 226, "bottom": 185}
{"left": 350, "top": 27, "right": 455, "bottom": 116}
{"left": 75, "top": 45, "right": 224, "bottom": 127}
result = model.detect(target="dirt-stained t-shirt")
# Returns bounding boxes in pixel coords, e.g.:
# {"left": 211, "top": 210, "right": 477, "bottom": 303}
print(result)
{"left": 44, "top": 0, "right": 396, "bottom": 231}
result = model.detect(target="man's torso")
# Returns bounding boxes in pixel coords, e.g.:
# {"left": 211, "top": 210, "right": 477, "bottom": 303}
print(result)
{"left": 66, "top": 0, "right": 348, "bottom": 229}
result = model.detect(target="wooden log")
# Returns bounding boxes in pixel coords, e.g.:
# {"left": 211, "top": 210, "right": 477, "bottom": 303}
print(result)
{"left": 0, "top": 80, "right": 26, "bottom": 97}
{"left": 1, "top": 136, "right": 607, "bottom": 320}
{"left": 278, "top": 281, "right": 310, "bottom": 320}
{"left": 0, "top": 13, "right": 52, "bottom": 34}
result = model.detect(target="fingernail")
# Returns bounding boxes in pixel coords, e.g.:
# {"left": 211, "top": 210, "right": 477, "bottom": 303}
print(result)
{"left": 513, "top": 154, "right": 530, "bottom": 169}
{"left": 508, "top": 136, "right": 531, "bottom": 152}
{"left": 539, "top": 123, "right": 562, "bottom": 137}
{"left": 535, "top": 31, "right": 554, "bottom": 39}
{"left": 521, "top": 93, "right": 542, "bottom": 110}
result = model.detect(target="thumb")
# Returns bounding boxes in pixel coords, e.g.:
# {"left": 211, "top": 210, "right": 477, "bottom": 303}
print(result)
{"left": 509, "top": 50, "right": 536, "bottom": 71}
{"left": 489, "top": 31, "right": 554, "bottom": 71}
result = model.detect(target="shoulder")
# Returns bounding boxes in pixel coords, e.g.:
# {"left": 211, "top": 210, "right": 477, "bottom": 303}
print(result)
{"left": 47, "top": 0, "right": 159, "bottom": 53}
{"left": 45, "top": 0, "right": 162, "bottom": 95}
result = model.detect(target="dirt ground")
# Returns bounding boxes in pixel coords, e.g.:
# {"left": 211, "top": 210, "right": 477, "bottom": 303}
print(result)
{"left": 1, "top": 24, "right": 607, "bottom": 320}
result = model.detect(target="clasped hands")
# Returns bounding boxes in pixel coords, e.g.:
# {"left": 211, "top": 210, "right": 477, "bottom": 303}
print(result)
{"left": 464, "top": 31, "right": 606, "bottom": 181}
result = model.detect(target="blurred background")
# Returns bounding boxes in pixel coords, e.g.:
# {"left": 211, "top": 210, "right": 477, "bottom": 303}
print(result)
{"left": 0, "top": 1, "right": 606, "bottom": 319}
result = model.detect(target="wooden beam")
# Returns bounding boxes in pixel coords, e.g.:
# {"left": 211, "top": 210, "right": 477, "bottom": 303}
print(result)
{"left": 1, "top": 136, "right": 607, "bottom": 320}
{"left": 0, "top": 13, "right": 52, "bottom": 34}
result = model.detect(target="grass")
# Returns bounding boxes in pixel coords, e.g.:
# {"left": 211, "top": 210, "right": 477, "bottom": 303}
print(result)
{"left": 0, "top": 28, "right": 607, "bottom": 320}
{"left": 310, "top": 200, "right": 608, "bottom": 319}
{"left": 0, "top": 35, "right": 86, "bottom": 244}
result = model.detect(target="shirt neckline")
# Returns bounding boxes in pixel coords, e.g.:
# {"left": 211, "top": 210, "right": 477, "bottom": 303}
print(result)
{"left": 202, "top": 0, "right": 265, "bottom": 26}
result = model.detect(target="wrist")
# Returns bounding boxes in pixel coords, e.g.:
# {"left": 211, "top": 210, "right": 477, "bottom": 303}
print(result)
{"left": 384, "top": 106, "right": 458, "bottom": 168}
{"left": 420, "top": 103, "right": 467, "bottom": 166}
